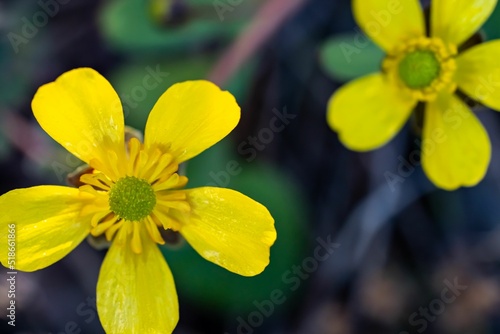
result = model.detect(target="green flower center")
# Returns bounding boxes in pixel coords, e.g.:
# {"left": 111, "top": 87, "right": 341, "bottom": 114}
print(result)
{"left": 398, "top": 50, "right": 441, "bottom": 89}
{"left": 109, "top": 176, "right": 156, "bottom": 221}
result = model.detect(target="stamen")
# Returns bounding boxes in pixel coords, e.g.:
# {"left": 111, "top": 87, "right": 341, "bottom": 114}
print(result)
{"left": 131, "top": 222, "right": 142, "bottom": 254}
{"left": 145, "top": 217, "right": 166, "bottom": 244}
{"left": 91, "top": 214, "right": 119, "bottom": 236}
{"left": 105, "top": 219, "right": 124, "bottom": 241}
{"left": 89, "top": 158, "right": 119, "bottom": 181}
{"left": 91, "top": 210, "right": 113, "bottom": 227}
{"left": 153, "top": 174, "right": 183, "bottom": 191}
{"left": 78, "top": 184, "right": 101, "bottom": 196}
{"left": 156, "top": 199, "right": 191, "bottom": 212}
{"left": 173, "top": 175, "right": 189, "bottom": 189}
{"left": 139, "top": 149, "right": 162, "bottom": 179}
{"left": 136, "top": 151, "right": 149, "bottom": 176}
{"left": 126, "top": 137, "right": 141, "bottom": 176}
{"left": 80, "top": 174, "right": 111, "bottom": 191}
{"left": 149, "top": 153, "right": 176, "bottom": 183}
{"left": 78, "top": 185, "right": 109, "bottom": 216}
{"left": 157, "top": 191, "right": 187, "bottom": 201}
{"left": 151, "top": 209, "right": 182, "bottom": 231}
{"left": 106, "top": 150, "right": 122, "bottom": 179}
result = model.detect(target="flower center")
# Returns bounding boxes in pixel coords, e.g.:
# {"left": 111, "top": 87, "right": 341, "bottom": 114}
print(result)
{"left": 78, "top": 138, "right": 191, "bottom": 253}
{"left": 383, "top": 37, "right": 457, "bottom": 101}
{"left": 398, "top": 50, "right": 440, "bottom": 89}
{"left": 109, "top": 176, "right": 156, "bottom": 221}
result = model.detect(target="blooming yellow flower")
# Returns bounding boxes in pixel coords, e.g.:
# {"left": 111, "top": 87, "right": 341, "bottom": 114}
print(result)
{"left": 0, "top": 68, "right": 276, "bottom": 333}
{"left": 327, "top": 0, "right": 500, "bottom": 190}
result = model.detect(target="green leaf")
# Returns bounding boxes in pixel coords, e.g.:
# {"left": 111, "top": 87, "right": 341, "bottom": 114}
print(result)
{"left": 99, "top": 0, "right": 244, "bottom": 55}
{"left": 320, "top": 33, "right": 385, "bottom": 82}
{"left": 483, "top": 4, "right": 500, "bottom": 41}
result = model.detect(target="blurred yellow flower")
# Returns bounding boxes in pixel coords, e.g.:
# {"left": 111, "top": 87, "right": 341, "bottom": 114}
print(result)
{"left": 0, "top": 68, "right": 276, "bottom": 333}
{"left": 327, "top": 0, "right": 500, "bottom": 190}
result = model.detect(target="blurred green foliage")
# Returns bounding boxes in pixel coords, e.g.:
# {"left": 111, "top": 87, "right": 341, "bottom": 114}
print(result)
{"left": 319, "top": 32, "right": 384, "bottom": 82}
{"left": 483, "top": 3, "right": 500, "bottom": 40}
{"left": 99, "top": 0, "right": 246, "bottom": 55}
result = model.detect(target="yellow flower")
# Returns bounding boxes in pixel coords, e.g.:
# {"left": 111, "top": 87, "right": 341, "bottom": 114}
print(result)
{"left": 327, "top": 0, "right": 500, "bottom": 190}
{"left": 0, "top": 68, "right": 276, "bottom": 333}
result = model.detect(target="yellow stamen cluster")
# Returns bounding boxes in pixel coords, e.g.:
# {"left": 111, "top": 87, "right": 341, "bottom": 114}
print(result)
{"left": 383, "top": 37, "right": 457, "bottom": 101}
{"left": 78, "top": 137, "right": 190, "bottom": 254}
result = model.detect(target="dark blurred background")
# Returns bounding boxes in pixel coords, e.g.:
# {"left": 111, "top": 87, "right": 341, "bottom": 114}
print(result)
{"left": 1, "top": 0, "right": 500, "bottom": 333}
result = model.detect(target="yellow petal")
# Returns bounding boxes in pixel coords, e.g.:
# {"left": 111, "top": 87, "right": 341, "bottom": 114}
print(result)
{"left": 431, "top": 0, "right": 497, "bottom": 46}
{"left": 422, "top": 92, "right": 490, "bottom": 190}
{"left": 0, "top": 186, "right": 91, "bottom": 272}
{"left": 353, "top": 0, "right": 425, "bottom": 52}
{"left": 144, "top": 80, "right": 240, "bottom": 163}
{"left": 177, "top": 187, "right": 276, "bottom": 277}
{"left": 455, "top": 40, "right": 500, "bottom": 111}
{"left": 327, "top": 73, "right": 417, "bottom": 151}
{"left": 32, "top": 68, "right": 125, "bottom": 166}
{"left": 97, "top": 226, "right": 178, "bottom": 334}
